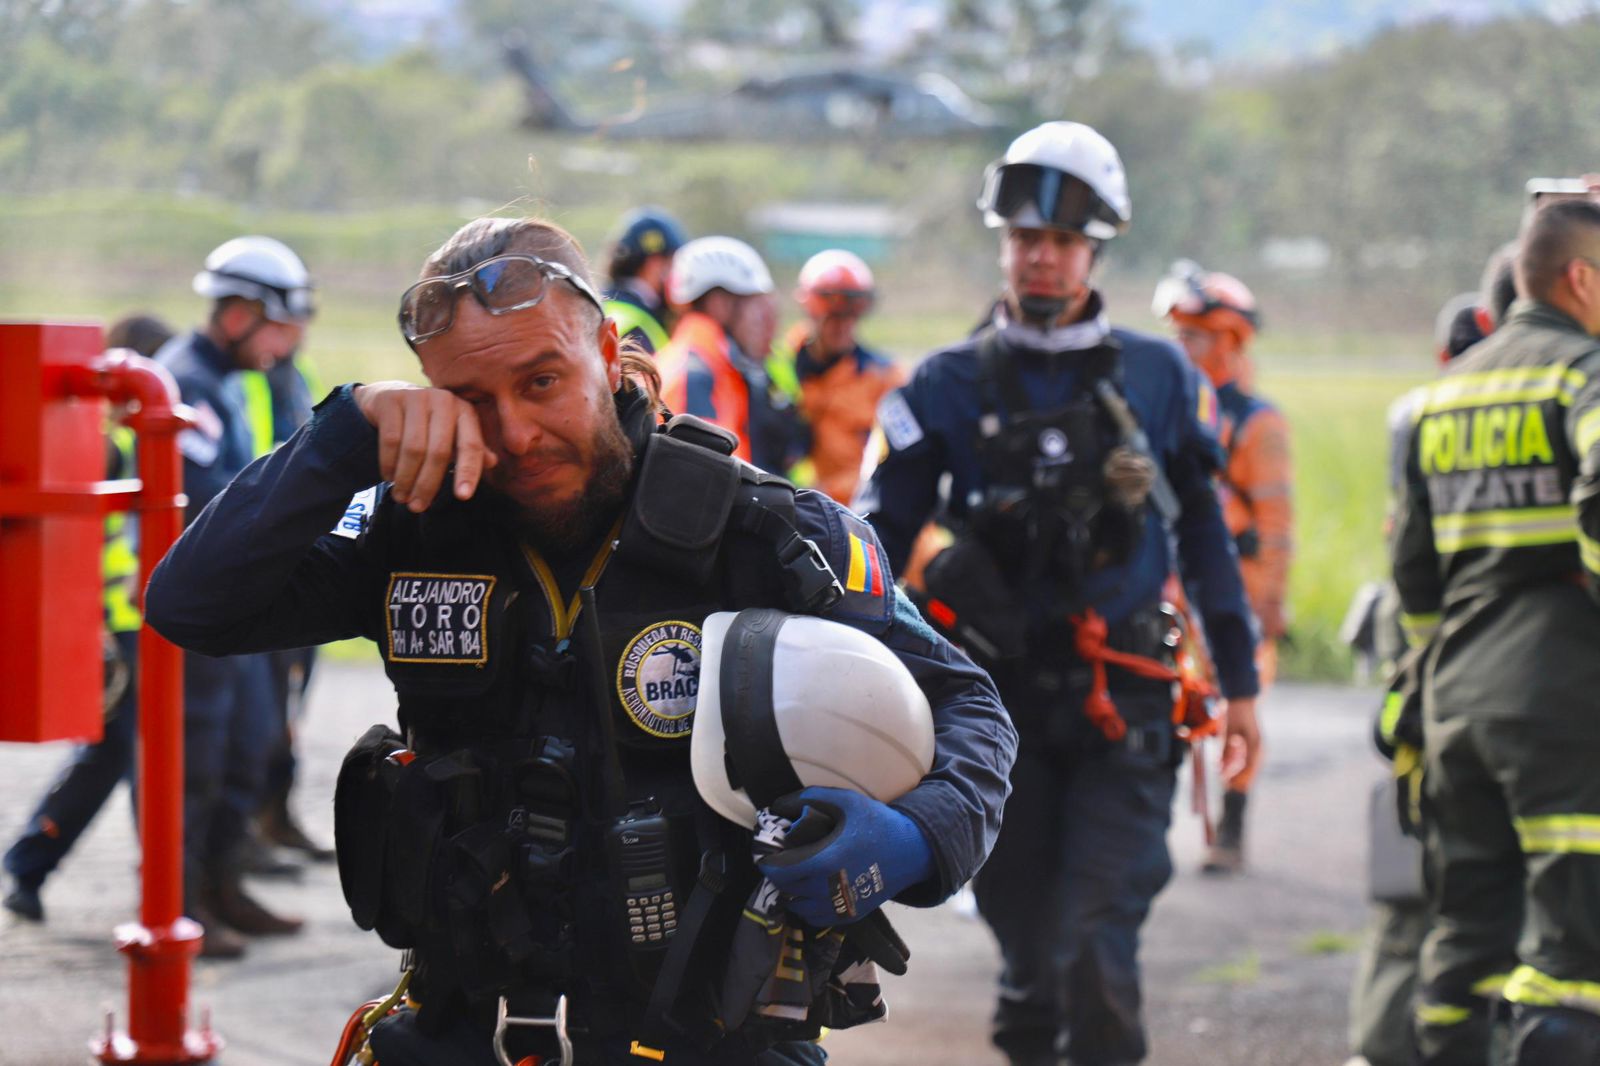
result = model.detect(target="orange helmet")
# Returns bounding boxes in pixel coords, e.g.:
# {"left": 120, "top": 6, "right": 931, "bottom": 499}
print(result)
{"left": 796, "top": 249, "right": 875, "bottom": 319}
{"left": 1152, "top": 259, "right": 1259, "bottom": 347}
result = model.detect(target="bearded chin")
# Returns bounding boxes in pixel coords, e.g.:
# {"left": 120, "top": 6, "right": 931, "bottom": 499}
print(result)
{"left": 512, "top": 409, "right": 635, "bottom": 554}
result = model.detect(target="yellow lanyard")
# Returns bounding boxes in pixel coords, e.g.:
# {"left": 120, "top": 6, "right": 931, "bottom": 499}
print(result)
{"left": 519, "top": 517, "right": 624, "bottom": 642}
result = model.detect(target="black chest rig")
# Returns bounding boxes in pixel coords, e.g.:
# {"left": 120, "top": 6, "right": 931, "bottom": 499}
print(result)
{"left": 334, "top": 415, "right": 846, "bottom": 1047}
{"left": 965, "top": 329, "right": 1140, "bottom": 603}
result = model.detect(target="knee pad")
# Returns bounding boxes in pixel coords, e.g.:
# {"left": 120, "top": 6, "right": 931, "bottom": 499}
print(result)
{"left": 1511, "top": 1005, "right": 1600, "bottom": 1066}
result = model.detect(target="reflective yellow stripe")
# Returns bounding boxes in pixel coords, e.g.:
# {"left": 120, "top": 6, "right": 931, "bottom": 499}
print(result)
{"left": 1472, "top": 973, "right": 1512, "bottom": 998}
{"left": 103, "top": 429, "right": 141, "bottom": 632}
{"left": 1379, "top": 691, "right": 1405, "bottom": 744}
{"left": 1578, "top": 407, "right": 1600, "bottom": 456}
{"left": 1505, "top": 965, "right": 1600, "bottom": 1013}
{"left": 604, "top": 300, "right": 670, "bottom": 353}
{"left": 1422, "top": 365, "right": 1587, "bottom": 414}
{"left": 1515, "top": 813, "right": 1600, "bottom": 855}
{"left": 1400, "top": 611, "right": 1440, "bottom": 646}
{"left": 1581, "top": 530, "right": 1600, "bottom": 573}
{"left": 295, "top": 357, "right": 324, "bottom": 405}
{"left": 239, "top": 369, "right": 275, "bottom": 458}
{"left": 1432, "top": 506, "right": 1576, "bottom": 552}
{"left": 1416, "top": 1002, "right": 1473, "bottom": 1026}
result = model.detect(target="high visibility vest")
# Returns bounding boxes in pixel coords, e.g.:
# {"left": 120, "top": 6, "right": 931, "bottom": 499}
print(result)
{"left": 103, "top": 426, "right": 141, "bottom": 633}
{"left": 239, "top": 359, "right": 321, "bottom": 459}
{"left": 603, "top": 298, "right": 670, "bottom": 354}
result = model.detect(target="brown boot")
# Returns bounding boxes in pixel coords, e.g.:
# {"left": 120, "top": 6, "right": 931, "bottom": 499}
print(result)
{"left": 205, "top": 870, "right": 304, "bottom": 936}
{"left": 193, "top": 906, "right": 249, "bottom": 959}
{"left": 258, "top": 796, "right": 335, "bottom": 863}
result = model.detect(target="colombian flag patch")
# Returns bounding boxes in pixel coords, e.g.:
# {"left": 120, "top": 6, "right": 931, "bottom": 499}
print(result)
{"left": 846, "top": 531, "right": 885, "bottom": 596}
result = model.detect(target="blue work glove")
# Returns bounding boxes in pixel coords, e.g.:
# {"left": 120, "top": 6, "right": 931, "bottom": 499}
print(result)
{"left": 756, "top": 786, "right": 936, "bottom": 928}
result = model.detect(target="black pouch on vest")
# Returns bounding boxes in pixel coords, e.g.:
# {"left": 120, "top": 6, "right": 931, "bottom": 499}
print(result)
{"left": 616, "top": 417, "right": 741, "bottom": 587}
{"left": 334, "top": 723, "right": 408, "bottom": 939}
{"left": 917, "top": 538, "right": 1029, "bottom": 666}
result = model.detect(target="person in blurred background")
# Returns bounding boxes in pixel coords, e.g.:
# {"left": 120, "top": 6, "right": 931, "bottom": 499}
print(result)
{"left": 602, "top": 205, "right": 687, "bottom": 356}
{"left": 768, "top": 248, "right": 903, "bottom": 503}
{"left": 1393, "top": 199, "right": 1600, "bottom": 1064}
{"left": 1156, "top": 259, "right": 1293, "bottom": 875}
{"left": 2, "top": 312, "right": 173, "bottom": 926}
{"left": 658, "top": 235, "right": 805, "bottom": 474}
{"left": 159, "top": 235, "right": 317, "bottom": 955}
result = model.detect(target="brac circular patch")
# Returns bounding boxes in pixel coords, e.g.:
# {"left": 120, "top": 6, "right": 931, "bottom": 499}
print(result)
{"left": 616, "top": 621, "right": 703, "bottom": 739}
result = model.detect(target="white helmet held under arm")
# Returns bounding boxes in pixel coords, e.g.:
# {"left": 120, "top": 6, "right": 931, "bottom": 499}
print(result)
{"left": 667, "top": 236, "right": 775, "bottom": 305}
{"left": 193, "top": 235, "right": 316, "bottom": 323}
{"left": 977, "top": 121, "right": 1131, "bottom": 241}
{"left": 690, "top": 608, "right": 935, "bottom": 829}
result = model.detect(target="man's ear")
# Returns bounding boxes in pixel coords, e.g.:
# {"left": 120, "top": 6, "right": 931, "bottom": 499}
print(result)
{"left": 598, "top": 316, "right": 623, "bottom": 392}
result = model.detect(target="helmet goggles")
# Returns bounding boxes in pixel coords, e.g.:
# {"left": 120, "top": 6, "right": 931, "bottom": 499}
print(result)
{"left": 1151, "top": 260, "right": 1259, "bottom": 326}
{"left": 980, "top": 162, "right": 1123, "bottom": 238}
{"left": 398, "top": 253, "right": 605, "bottom": 349}
{"left": 809, "top": 288, "right": 875, "bottom": 318}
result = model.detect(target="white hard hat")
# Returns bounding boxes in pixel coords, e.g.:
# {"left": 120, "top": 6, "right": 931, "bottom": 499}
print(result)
{"left": 690, "top": 609, "right": 935, "bottom": 829}
{"left": 668, "top": 236, "right": 775, "bottom": 305}
{"left": 193, "top": 235, "right": 316, "bottom": 322}
{"left": 977, "top": 121, "right": 1131, "bottom": 240}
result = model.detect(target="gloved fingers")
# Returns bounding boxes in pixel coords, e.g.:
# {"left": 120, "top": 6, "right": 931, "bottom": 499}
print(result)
{"left": 846, "top": 910, "right": 910, "bottom": 975}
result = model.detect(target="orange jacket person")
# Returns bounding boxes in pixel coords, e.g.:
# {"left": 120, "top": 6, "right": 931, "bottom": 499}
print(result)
{"left": 657, "top": 236, "right": 803, "bottom": 473}
{"left": 1155, "top": 259, "right": 1292, "bottom": 874}
{"left": 777, "top": 250, "right": 905, "bottom": 503}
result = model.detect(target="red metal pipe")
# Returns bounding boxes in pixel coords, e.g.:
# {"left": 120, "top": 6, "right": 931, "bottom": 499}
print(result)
{"left": 67, "top": 351, "right": 223, "bottom": 1065}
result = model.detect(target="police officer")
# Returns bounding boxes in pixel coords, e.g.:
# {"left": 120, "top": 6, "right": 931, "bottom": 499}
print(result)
{"left": 158, "top": 235, "right": 316, "bottom": 950}
{"left": 658, "top": 236, "right": 805, "bottom": 475}
{"left": 857, "top": 120, "right": 1261, "bottom": 1066}
{"left": 144, "top": 215, "right": 1015, "bottom": 1065}
{"left": 1393, "top": 198, "right": 1600, "bottom": 1065}
{"left": 1, "top": 314, "right": 173, "bottom": 926}
{"left": 1155, "top": 260, "right": 1293, "bottom": 874}
{"left": 603, "top": 206, "right": 687, "bottom": 355}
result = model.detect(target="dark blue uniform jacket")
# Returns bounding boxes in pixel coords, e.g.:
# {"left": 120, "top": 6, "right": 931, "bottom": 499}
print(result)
{"left": 859, "top": 321, "right": 1260, "bottom": 699}
{"left": 146, "top": 385, "right": 1017, "bottom": 905}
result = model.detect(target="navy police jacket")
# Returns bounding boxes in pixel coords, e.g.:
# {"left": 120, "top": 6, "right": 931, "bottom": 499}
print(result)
{"left": 858, "top": 306, "right": 1260, "bottom": 699}
{"left": 146, "top": 384, "right": 1017, "bottom": 905}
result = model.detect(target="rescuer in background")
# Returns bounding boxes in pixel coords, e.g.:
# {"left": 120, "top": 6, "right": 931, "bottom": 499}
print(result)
{"left": 858, "top": 120, "right": 1261, "bottom": 1066}
{"left": 602, "top": 205, "right": 687, "bottom": 355}
{"left": 158, "top": 235, "right": 317, "bottom": 954}
{"left": 1155, "top": 259, "right": 1293, "bottom": 874}
{"left": 658, "top": 235, "right": 807, "bottom": 474}
{"left": 768, "top": 248, "right": 904, "bottom": 503}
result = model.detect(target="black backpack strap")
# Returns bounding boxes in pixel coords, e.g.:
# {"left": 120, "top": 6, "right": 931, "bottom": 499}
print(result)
{"left": 730, "top": 471, "right": 844, "bottom": 614}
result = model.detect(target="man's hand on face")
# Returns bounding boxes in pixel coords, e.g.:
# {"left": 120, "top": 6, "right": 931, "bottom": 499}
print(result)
{"left": 353, "top": 382, "right": 497, "bottom": 513}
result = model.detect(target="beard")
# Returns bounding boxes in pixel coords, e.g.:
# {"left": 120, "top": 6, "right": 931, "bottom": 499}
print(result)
{"left": 508, "top": 396, "right": 635, "bottom": 555}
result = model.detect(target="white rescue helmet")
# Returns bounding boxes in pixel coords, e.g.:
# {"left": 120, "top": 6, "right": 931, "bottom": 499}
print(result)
{"left": 977, "top": 121, "right": 1131, "bottom": 241}
{"left": 690, "top": 609, "right": 935, "bottom": 829}
{"left": 668, "top": 236, "right": 775, "bottom": 305}
{"left": 193, "top": 235, "right": 317, "bottom": 323}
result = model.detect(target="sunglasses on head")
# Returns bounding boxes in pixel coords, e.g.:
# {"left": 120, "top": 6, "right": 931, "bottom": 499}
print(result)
{"left": 397, "top": 253, "right": 606, "bottom": 348}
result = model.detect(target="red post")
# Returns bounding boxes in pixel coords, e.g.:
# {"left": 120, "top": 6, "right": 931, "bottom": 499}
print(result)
{"left": 65, "top": 352, "right": 223, "bottom": 1065}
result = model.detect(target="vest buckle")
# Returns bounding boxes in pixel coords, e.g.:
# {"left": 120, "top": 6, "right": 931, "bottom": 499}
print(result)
{"left": 494, "top": 993, "right": 572, "bottom": 1066}
{"left": 776, "top": 532, "right": 844, "bottom": 612}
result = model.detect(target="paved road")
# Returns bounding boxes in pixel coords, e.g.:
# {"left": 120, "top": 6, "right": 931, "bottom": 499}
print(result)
{"left": 0, "top": 662, "right": 1383, "bottom": 1065}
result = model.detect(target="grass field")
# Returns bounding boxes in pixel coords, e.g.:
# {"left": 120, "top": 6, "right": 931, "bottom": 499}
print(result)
{"left": 0, "top": 193, "right": 1435, "bottom": 680}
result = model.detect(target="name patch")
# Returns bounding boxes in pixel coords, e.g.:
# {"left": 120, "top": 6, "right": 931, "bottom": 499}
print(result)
{"left": 616, "top": 621, "right": 702, "bottom": 739}
{"left": 384, "top": 572, "right": 495, "bottom": 664}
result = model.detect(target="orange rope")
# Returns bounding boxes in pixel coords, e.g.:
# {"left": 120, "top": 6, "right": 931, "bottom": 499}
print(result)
{"left": 1071, "top": 608, "right": 1218, "bottom": 743}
